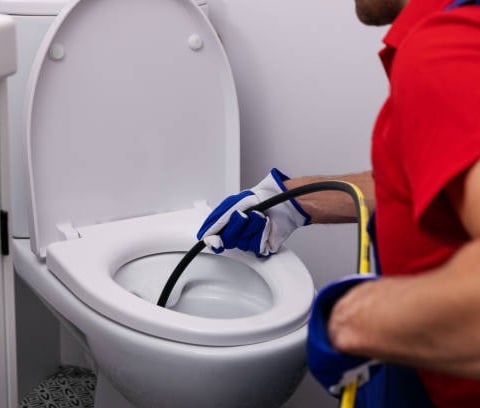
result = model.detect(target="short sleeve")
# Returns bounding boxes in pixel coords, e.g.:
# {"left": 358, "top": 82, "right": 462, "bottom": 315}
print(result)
{"left": 390, "top": 7, "right": 480, "bottom": 223}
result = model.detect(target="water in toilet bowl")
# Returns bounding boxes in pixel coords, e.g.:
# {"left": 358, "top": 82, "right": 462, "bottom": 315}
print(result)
{"left": 114, "top": 253, "right": 274, "bottom": 319}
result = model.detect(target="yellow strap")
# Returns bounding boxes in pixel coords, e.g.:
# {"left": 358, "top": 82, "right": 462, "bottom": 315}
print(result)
{"left": 340, "top": 382, "right": 359, "bottom": 408}
{"left": 332, "top": 181, "right": 370, "bottom": 408}
{"left": 330, "top": 180, "right": 370, "bottom": 275}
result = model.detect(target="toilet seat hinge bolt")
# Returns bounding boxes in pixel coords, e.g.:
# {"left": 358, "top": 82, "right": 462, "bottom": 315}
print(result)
{"left": 57, "top": 222, "right": 81, "bottom": 241}
{"left": 49, "top": 43, "right": 65, "bottom": 61}
{"left": 188, "top": 34, "right": 203, "bottom": 51}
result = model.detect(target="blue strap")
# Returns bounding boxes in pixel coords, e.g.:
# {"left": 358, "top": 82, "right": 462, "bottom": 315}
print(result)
{"left": 367, "top": 213, "right": 382, "bottom": 275}
{"left": 364, "top": 218, "right": 435, "bottom": 407}
{"left": 355, "top": 365, "right": 436, "bottom": 408}
{"left": 446, "top": 0, "right": 480, "bottom": 10}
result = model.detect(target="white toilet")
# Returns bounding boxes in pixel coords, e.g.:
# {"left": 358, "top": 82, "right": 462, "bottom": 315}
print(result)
{"left": 2, "top": 0, "right": 315, "bottom": 407}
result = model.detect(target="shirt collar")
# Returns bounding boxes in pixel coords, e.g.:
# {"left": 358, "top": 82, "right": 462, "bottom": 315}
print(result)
{"left": 384, "top": 0, "right": 452, "bottom": 48}
{"left": 379, "top": 0, "right": 452, "bottom": 74}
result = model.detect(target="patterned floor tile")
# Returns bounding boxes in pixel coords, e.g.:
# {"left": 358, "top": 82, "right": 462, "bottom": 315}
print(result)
{"left": 19, "top": 366, "right": 96, "bottom": 408}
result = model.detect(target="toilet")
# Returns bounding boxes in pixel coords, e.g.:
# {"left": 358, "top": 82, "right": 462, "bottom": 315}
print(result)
{"left": 2, "top": 0, "right": 315, "bottom": 407}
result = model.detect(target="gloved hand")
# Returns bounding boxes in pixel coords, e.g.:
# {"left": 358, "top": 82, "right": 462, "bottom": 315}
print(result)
{"left": 197, "top": 168, "right": 311, "bottom": 256}
{"left": 307, "top": 274, "right": 382, "bottom": 396}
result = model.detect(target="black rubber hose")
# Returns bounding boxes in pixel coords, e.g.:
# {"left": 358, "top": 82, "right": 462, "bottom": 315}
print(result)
{"left": 157, "top": 181, "right": 367, "bottom": 307}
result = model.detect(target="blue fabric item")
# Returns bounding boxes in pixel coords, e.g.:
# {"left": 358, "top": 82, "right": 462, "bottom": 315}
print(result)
{"left": 446, "top": 0, "right": 480, "bottom": 10}
{"left": 355, "top": 365, "right": 436, "bottom": 408}
{"left": 307, "top": 273, "right": 436, "bottom": 407}
{"left": 196, "top": 190, "right": 255, "bottom": 242}
{"left": 197, "top": 168, "right": 310, "bottom": 256}
{"left": 197, "top": 190, "right": 267, "bottom": 254}
{"left": 223, "top": 210, "right": 266, "bottom": 252}
{"left": 270, "top": 168, "right": 311, "bottom": 224}
{"left": 367, "top": 212, "right": 382, "bottom": 276}
{"left": 307, "top": 274, "right": 380, "bottom": 393}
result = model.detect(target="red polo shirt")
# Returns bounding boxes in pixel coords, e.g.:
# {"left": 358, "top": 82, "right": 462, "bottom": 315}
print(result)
{"left": 372, "top": 0, "right": 480, "bottom": 405}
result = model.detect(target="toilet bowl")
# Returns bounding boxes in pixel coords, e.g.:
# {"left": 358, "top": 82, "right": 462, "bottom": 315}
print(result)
{"left": 46, "top": 205, "right": 314, "bottom": 347}
{"left": 12, "top": 213, "right": 314, "bottom": 408}
{"left": 5, "top": 0, "right": 316, "bottom": 406}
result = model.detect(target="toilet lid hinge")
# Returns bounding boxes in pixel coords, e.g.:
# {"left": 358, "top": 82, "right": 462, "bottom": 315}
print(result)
{"left": 194, "top": 0, "right": 209, "bottom": 16}
{"left": 56, "top": 222, "right": 81, "bottom": 241}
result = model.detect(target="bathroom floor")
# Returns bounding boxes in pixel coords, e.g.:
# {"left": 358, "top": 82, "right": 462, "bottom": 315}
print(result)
{"left": 19, "top": 366, "right": 96, "bottom": 408}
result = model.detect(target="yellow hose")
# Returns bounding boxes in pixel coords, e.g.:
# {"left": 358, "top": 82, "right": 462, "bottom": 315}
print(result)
{"left": 340, "top": 381, "right": 359, "bottom": 408}
{"left": 335, "top": 181, "right": 371, "bottom": 408}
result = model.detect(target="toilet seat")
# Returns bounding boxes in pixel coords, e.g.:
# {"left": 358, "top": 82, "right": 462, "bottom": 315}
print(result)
{"left": 46, "top": 206, "right": 314, "bottom": 346}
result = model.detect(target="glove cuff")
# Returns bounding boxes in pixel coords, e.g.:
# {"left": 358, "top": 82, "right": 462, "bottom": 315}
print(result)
{"left": 307, "top": 274, "right": 379, "bottom": 393}
{"left": 270, "top": 168, "right": 311, "bottom": 226}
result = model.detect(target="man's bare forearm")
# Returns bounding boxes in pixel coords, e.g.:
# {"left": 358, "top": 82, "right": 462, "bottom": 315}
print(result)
{"left": 283, "top": 171, "right": 375, "bottom": 223}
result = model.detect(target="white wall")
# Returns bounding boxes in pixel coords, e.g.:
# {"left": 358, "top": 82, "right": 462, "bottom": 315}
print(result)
{"left": 207, "top": 1, "right": 388, "bottom": 406}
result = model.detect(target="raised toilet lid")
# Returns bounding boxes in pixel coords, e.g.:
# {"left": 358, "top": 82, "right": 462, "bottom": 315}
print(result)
{"left": 24, "top": 0, "right": 240, "bottom": 258}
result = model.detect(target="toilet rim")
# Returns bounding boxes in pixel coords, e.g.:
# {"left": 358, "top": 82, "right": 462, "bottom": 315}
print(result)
{"left": 46, "top": 207, "right": 315, "bottom": 347}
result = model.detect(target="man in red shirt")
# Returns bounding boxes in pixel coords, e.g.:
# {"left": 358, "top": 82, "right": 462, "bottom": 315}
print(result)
{"left": 197, "top": 0, "right": 480, "bottom": 405}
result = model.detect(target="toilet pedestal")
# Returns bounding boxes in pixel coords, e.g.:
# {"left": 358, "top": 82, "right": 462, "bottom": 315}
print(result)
{"left": 95, "top": 373, "right": 136, "bottom": 408}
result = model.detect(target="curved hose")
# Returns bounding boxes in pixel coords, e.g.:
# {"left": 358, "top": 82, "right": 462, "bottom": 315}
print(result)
{"left": 156, "top": 180, "right": 370, "bottom": 307}
{"left": 157, "top": 180, "right": 371, "bottom": 408}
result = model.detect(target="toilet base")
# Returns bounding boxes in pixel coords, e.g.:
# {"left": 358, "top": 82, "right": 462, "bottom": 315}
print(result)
{"left": 95, "top": 372, "right": 136, "bottom": 408}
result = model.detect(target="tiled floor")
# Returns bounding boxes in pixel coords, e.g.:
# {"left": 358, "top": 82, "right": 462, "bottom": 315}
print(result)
{"left": 19, "top": 366, "right": 96, "bottom": 408}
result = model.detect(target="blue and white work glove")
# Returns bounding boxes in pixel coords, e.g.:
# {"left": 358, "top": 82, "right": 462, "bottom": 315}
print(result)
{"left": 197, "top": 168, "right": 311, "bottom": 257}
{"left": 307, "top": 274, "right": 382, "bottom": 397}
